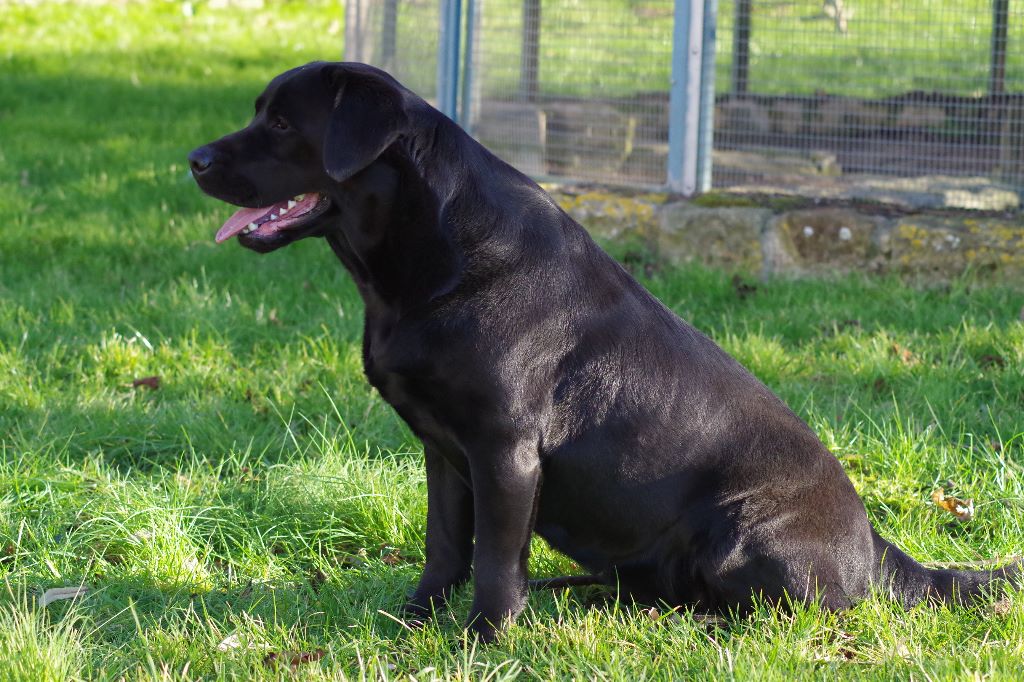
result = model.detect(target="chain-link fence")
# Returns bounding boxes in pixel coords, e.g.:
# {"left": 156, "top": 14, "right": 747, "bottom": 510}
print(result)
{"left": 344, "top": 1, "right": 1024, "bottom": 208}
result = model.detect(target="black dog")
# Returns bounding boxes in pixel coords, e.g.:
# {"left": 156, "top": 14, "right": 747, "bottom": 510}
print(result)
{"left": 190, "top": 62, "right": 1019, "bottom": 641}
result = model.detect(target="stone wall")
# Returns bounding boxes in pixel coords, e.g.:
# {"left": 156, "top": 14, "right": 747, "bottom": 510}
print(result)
{"left": 551, "top": 187, "right": 1024, "bottom": 280}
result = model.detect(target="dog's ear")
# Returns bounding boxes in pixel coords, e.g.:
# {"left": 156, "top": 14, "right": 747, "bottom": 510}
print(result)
{"left": 322, "top": 66, "right": 409, "bottom": 183}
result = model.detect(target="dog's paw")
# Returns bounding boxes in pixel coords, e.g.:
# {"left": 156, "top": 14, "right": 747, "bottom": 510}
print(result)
{"left": 466, "top": 621, "right": 499, "bottom": 644}
{"left": 463, "top": 611, "right": 504, "bottom": 644}
{"left": 399, "top": 599, "right": 434, "bottom": 628}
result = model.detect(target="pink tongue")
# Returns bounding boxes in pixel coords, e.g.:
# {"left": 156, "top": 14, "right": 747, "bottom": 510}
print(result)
{"left": 215, "top": 205, "right": 275, "bottom": 243}
{"left": 213, "top": 194, "right": 321, "bottom": 244}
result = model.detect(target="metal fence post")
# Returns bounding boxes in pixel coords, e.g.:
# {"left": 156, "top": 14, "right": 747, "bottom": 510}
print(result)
{"left": 380, "top": 0, "right": 399, "bottom": 73}
{"left": 696, "top": 0, "right": 717, "bottom": 193}
{"left": 668, "top": 0, "right": 706, "bottom": 195}
{"left": 520, "top": 0, "right": 541, "bottom": 102}
{"left": 459, "top": 0, "right": 481, "bottom": 131}
{"left": 437, "top": 0, "right": 462, "bottom": 120}
{"left": 732, "top": 0, "right": 751, "bottom": 95}
{"left": 344, "top": 0, "right": 375, "bottom": 62}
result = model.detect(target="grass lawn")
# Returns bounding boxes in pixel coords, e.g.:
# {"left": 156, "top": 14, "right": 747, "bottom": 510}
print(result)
{"left": 3, "top": 1, "right": 1024, "bottom": 679}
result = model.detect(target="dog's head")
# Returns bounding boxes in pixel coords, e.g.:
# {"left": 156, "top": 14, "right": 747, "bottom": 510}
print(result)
{"left": 188, "top": 62, "right": 409, "bottom": 253}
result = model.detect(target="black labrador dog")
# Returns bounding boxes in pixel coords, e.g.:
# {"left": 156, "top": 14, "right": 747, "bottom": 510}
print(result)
{"left": 189, "top": 62, "right": 1018, "bottom": 641}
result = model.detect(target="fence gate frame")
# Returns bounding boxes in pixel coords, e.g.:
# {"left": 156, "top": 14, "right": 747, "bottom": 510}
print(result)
{"left": 431, "top": 0, "right": 717, "bottom": 196}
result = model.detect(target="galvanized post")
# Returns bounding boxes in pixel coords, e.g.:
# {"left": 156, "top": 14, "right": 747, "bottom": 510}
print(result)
{"left": 732, "top": 0, "right": 751, "bottom": 95}
{"left": 520, "top": 0, "right": 541, "bottom": 102}
{"left": 459, "top": 0, "right": 480, "bottom": 131}
{"left": 437, "top": 0, "right": 462, "bottom": 120}
{"left": 696, "top": 0, "right": 717, "bottom": 193}
{"left": 344, "top": 0, "right": 375, "bottom": 62}
{"left": 667, "top": 0, "right": 706, "bottom": 195}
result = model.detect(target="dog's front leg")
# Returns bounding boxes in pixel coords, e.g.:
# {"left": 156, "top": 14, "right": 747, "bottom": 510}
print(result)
{"left": 404, "top": 446, "right": 474, "bottom": 622}
{"left": 466, "top": 447, "right": 541, "bottom": 642}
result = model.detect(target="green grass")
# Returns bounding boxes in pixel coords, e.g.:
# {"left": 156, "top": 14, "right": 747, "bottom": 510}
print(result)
{"left": 3, "top": 0, "right": 1024, "bottom": 679}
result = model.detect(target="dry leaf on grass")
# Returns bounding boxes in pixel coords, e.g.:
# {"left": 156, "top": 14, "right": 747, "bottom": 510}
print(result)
{"left": 131, "top": 376, "right": 161, "bottom": 390}
{"left": 39, "top": 586, "right": 89, "bottom": 608}
{"left": 263, "top": 649, "right": 325, "bottom": 669}
{"left": 931, "top": 488, "right": 974, "bottom": 522}
{"left": 889, "top": 343, "right": 917, "bottom": 366}
{"left": 379, "top": 545, "right": 412, "bottom": 566}
{"left": 644, "top": 606, "right": 683, "bottom": 624}
{"left": 992, "top": 598, "right": 1014, "bottom": 617}
{"left": 978, "top": 354, "right": 1006, "bottom": 369}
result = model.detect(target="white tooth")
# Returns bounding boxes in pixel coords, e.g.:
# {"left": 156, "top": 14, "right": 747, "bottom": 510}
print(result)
{"left": 287, "top": 200, "right": 296, "bottom": 209}
{"left": 270, "top": 213, "right": 277, "bottom": 220}
{"left": 295, "top": 194, "right": 305, "bottom": 200}
{"left": 279, "top": 205, "right": 289, "bottom": 215}
{"left": 247, "top": 222, "right": 257, "bottom": 230}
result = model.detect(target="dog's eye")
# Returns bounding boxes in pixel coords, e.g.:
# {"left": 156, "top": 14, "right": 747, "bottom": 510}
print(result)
{"left": 270, "top": 116, "right": 290, "bottom": 131}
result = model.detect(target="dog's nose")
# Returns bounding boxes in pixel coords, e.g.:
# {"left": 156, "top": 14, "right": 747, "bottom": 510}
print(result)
{"left": 188, "top": 146, "right": 215, "bottom": 175}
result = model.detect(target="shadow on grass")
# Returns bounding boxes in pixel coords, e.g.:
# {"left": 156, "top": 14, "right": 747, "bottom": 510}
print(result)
{"left": 5, "top": 564, "right": 421, "bottom": 646}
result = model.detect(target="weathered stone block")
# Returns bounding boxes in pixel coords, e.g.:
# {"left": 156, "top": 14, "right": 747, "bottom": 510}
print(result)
{"left": 713, "top": 149, "right": 840, "bottom": 181}
{"left": 891, "top": 216, "right": 1024, "bottom": 274}
{"left": 715, "top": 98, "right": 771, "bottom": 135}
{"left": 895, "top": 104, "right": 947, "bottom": 130}
{"left": 621, "top": 143, "right": 668, "bottom": 185}
{"left": 474, "top": 101, "right": 547, "bottom": 176}
{"left": 769, "top": 99, "right": 806, "bottom": 135}
{"left": 656, "top": 204, "right": 772, "bottom": 272}
{"left": 544, "top": 102, "right": 633, "bottom": 179}
{"left": 555, "top": 190, "right": 663, "bottom": 241}
{"left": 813, "top": 98, "right": 890, "bottom": 136}
{"left": 774, "top": 208, "right": 880, "bottom": 270}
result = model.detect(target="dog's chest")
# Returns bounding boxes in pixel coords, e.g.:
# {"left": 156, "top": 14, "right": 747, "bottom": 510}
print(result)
{"left": 367, "top": 360, "right": 469, "bottom": 465}
{"left": 362, "top": 314, "right": 461, "bottom": 437}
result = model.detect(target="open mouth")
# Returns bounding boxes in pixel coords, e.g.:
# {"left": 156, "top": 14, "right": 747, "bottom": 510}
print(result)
{"left": 214, "top": 193, "right": 331, "bottom": 243}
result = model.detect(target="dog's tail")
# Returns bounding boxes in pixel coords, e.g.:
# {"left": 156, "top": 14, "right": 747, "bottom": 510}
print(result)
{"left": 873, "top": 528, "right": 1021, "bottom": 606}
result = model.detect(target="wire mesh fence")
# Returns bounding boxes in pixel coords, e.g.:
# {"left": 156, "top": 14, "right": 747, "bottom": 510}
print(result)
{"left": 343, "top": 0, "right": 440, "bottom": 101}
{"left": 343, "top": 1, "right": 1024, "bottom": 208}
{"left": 467, "top": 0, "right": 675, "bottom": 186}
{"left": 713, "top": 0, "right": 1024, "bottom": 209}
